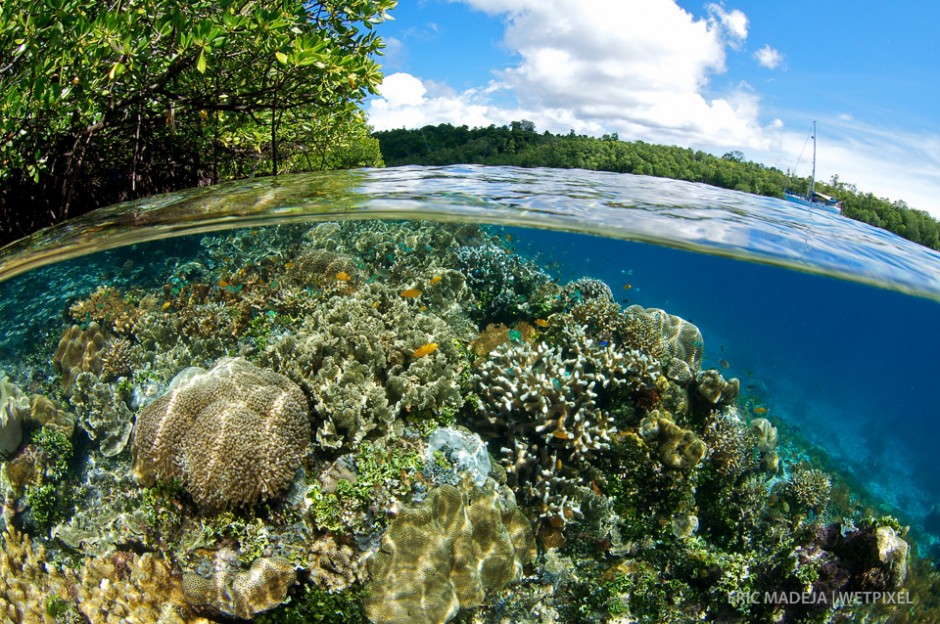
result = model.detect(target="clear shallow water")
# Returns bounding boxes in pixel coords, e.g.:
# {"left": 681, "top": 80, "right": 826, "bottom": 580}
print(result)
{"left": 0, "top": 165, "right": 938, "bottom": 622}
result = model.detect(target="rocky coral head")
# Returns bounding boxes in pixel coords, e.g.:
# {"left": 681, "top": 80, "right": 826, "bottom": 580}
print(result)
{"left": 132, "top": 357, "right": 310, "bottom": 509}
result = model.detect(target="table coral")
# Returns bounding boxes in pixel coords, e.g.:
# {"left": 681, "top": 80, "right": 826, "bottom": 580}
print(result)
{"left": 364, "top": 481, "right": 535, "bottom": 624}
{"left": 132, "top": 357, "right": 310, "bottom": 509}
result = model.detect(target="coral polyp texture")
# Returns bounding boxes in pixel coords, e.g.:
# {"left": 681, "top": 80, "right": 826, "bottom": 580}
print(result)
{"left": 364, "top": 481, "right": 535, "bottom": 624}
{"left": 132, "top": 357, "right": 310, "bottom": 508}
{"left": 625, "top": 304, "right": 704, "bottom": 371}
{"left": 0, "top": 376, "right": 29, "bottom": 455}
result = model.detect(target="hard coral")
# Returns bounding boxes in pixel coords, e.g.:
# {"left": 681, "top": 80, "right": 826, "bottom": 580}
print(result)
{"left": 132, "top": 357, "right": 310, "bottom": 509}
{"left": 70, "top": 371, "right": 134, "bottom": 457}
{"left": 625, "top": 305, "right": 704, "bottom": 371}
{"left": 364, "top": 481, "right": 535, "bottom": 624}
{"left": 638, "top": 409, "right": 706, "bottom": 472}
{"left": 183, "top": 548, "right": 297, "bottom": 619}
{"left": 53, "top": 322, "right": 106, "bottom": 395}
{"left": 0, "top": 376, "right": 29, "bottom": 455}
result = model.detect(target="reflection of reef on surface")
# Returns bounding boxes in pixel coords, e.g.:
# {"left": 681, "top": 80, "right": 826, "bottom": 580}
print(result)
{"left": 0, "top": 220, "right": 930, "bottom": 624}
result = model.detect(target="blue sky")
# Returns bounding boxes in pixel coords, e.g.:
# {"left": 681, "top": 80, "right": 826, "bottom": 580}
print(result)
{"left": 366, "top": 0, "right": 940, "bottom": 217}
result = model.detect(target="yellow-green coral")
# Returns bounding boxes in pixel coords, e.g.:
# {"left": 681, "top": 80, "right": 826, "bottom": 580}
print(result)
{"left": 364, "top": 481, "right": 535, "bottom": 624}
{"left": 53, "top": 322, "right": 106, "bottom": 395}
{"left": 132, "top": 357, "right": 310, "bottom": 508}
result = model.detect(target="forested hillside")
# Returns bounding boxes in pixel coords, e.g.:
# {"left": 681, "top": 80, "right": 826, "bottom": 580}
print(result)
{"left": 374, "top": 121, "right": 940, "bottom": 251}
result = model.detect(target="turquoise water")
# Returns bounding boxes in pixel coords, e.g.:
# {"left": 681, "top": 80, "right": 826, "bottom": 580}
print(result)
{"left": 0, "top": 165, "right": 937, "bottom": 622}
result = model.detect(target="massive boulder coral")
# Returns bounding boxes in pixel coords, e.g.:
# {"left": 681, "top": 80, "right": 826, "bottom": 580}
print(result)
{"left": 364, "top": 481, "right": 535, "bottom": 624}
{"left": 132, "top": 357, "right": 310, "bottom": 508}
{"left": 638, "top": 409, "right": 707, "bottom": 472}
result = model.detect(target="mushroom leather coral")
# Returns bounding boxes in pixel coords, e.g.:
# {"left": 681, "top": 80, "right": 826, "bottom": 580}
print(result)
{"left": 132, "top": 357, "right": 310, "bottom": 508}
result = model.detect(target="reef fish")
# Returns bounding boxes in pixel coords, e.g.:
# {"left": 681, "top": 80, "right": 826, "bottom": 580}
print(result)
{"left": 429, "top": 275, "right": 443, "bottom": 285}
{"left": 718, "top": 358, "right": 730, "bottom": 369}
{"left": 161, "top": 301, "right": 172, "bottom": 311}
{"left": 400, "top": 288, "right": 422, "bottom": 298}
{"left": 336, "top": 271, "right": 352, "bottom": 282}
{"left": 412, "top": 342, "right": 438, "bottom": 358}
{"left": 534, "top": 319, "right": 549, "bottom": 328}
{"left": 753, "top": 406, "right": 768, "bottom": 415}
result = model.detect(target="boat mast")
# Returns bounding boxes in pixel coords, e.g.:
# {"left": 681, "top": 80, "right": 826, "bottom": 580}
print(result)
{"left": 809, "top": 120, "right": 817, "bottom": 199}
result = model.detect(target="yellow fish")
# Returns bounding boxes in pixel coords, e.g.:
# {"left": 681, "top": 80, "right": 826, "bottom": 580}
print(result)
{"left": 336, "top": 271, "right": 352, "bottom": 282}
{"left": 284, "top": 262, "right": 295, "bottom": 269}
{"left": 400, "top": 288, "right": 422, "bottom": 298}
{"left": 753, "top": 406, "right": 768, "bottom": 415}
{"left": 534, "top": 319, "right": 549, "bottom": 328}
{"left": 412, "top": 342, "right": 438, "bottom": 358}
{"left": 429, "top": 275, "right": 443, "bottom": 285}
{"left": 552, "top": 429, "right": 570, "bottom": 440}
{"left": 161, "top": 301, "right": 172, "bottom": 311}
{"left": 623, "top": 284, "right": 632, "bottom": 290}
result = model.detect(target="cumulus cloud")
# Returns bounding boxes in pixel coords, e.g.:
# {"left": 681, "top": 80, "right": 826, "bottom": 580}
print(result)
{"left": 754, "top": 44, "right": 784, "bottom": 69}
{"left": 707, "top": 2, "right": 749, "bottom": 47}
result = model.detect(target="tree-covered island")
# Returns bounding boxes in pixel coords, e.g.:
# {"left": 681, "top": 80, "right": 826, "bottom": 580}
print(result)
{"left": 374, "top": 121, "right": 940, "bottom": 252}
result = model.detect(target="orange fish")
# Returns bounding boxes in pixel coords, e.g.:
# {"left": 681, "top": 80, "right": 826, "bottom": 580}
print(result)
{"left": 429, "top": 275, "right": 443, "bottom": 285}
{"left": 506, "top": 234, "right": 512, "bottom": 242}
{"left": 623, "top": 284, "right": 632, "bottom": 290}
{"left": 753, "top": 406, "right": 768, "bottom": 415}
{"left": 218, "top": 280, "right": 230, "bottom": 288}
{"left": 336, "top": 271, "right": 352, "bottom": 282}
{"left": 400, "top": 288, "right": 422, "bottom": 298}
{"left": 412, "top": 342, "right": 438, "bottom": 358}
{"left": 161, "top": 301, "right": 172, "bottom": 311}
{"left": 534, "top": 319, "right": 549, "bottom": 328}
{"left": 552, "top": 430, "right": 570, "bottom": 440}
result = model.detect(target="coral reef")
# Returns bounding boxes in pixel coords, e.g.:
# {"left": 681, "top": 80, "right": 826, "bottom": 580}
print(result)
{"left": 183, "top": 548, "right": 297, "bottom": 619}
{"left": 364, "top": 481, "right": 535, "bottom": 624}
{"left": 132, "top": 357, "right": 310, "bottom": 508}
{"left": 702, "top": 407, "right": 755, "bottom": 478}
{"left": 0, "top": 376, "right": 28, "bottom": 455}
{"left": 29, "top": 394, "right": 76, "bottom": 438}
{"left": 560, "top": 277, "right": 614, "bottom": 307}
{"left": 425, "top": 426, "right": 492, "bottom": 487}
{"left": 68, "top": 285, "right": 144, "bottom": 334}
{"left": 456, "top": 244, "right": 556, "bottom": 324}
{"left": 53, "top": 322, "right": 106, "bottom": 395}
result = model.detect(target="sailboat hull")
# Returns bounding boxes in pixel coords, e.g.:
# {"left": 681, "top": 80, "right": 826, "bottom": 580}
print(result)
{"left": 784, "top": 190, "right": 842, "bottom": 215}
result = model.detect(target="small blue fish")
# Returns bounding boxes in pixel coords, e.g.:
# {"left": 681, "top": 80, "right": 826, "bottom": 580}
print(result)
{"left": 599, "top": 340, "right": 610, "bottom": 347}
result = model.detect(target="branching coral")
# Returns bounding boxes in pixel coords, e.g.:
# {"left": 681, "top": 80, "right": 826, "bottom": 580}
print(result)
{"left": 68, "top": 285, "right": 143, "bottom": 334}
{"left": 132, "top": 357, "right": 310, "bottom": 508}
{"left": 702, "top": 407, "right": 756, "bottom": 478}
{"left": 364, "top": 481, "right": 535, "bottom": 624}
{"left": 780, "top": 468, "right": 832, "bottom": 512}
{"left": 456, "top": 243, "right": 556, "bottom": 324}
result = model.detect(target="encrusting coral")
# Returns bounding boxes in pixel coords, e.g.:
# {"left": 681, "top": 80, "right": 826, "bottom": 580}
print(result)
{"left": 637, "top": 409, "right": 707, "bottom": 472}
{"left": 132, "top": 357, "right": 310, "bottom": 508}
{"left": 182, "top": 548, "right": 297, "bottom": 619}
{"left": 364, "top": 481, "right": 535, "bottom": 624}
{"left": 70, "top": 371, "right": 134, "bottom": 457}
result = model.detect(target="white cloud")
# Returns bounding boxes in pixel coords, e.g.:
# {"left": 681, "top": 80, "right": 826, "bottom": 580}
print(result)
{"left": 754, "top": 44, "right": 783, "bottom": 69}
{"left": 707, "top": 3, "right": 749, "bottom": 47}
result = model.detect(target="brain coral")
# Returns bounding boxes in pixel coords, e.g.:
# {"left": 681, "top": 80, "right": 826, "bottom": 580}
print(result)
{"left": 365, "top": 481, "right": 535, "bottom": 624}
{"left": 625, "top": 305, "right": 703, "bottom": 371}
{"left": 132, "top": 357, "right": 310, "bottom": 508}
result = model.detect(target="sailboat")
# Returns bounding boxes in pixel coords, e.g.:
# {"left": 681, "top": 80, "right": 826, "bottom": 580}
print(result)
{"left": 784, "top": 121, "right": 842, "bottom": 215}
